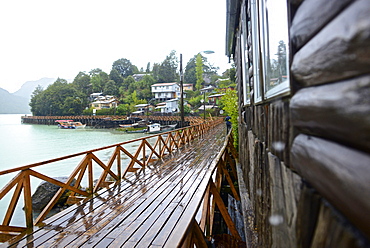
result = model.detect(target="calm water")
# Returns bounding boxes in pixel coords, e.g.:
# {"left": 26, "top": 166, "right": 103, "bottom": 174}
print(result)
{"left": 0, "top": 114, "right": 149, "bottom": 225}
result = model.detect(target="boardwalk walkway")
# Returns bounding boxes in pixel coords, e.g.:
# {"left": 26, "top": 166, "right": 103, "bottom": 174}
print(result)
{"left": 4, "top": 125, "right": 230, "bottom": 247}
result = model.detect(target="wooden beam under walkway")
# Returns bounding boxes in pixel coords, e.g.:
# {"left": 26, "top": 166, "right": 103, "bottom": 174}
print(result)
{"left": 2, "top": 125, "right": 243, "bottom": 247}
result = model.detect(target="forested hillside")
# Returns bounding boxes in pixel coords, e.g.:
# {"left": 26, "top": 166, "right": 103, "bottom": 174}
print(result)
{"left": 29, "top": 51, "right": 234, "bottom": 116}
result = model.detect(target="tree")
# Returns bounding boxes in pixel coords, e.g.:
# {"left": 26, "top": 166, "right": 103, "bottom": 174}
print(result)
{"left": 112, "top": 58, "right": 136, "bottom": 78}
{"left": 62, "top": 96, "right": 84, "bottom": 115}
{"left": 157, "top": 50, "right": 178, "bottom": 83}
{"left": 134, "top": 75, "right": 155, "bottom": 101}
{"left": 185, "top": 54, "right": 219, "bottom": 86}
{"left": 276, "top": 40, "right": 287, "bottom": 77}
{"left": 104, "top": 80, "right": 118, "bottom": 95}
{"left": 183, "top": 105, "right": 191, "bottom": 115}
{"left": 152, "top": 63, "right": 160, "bottom": 82}
{"left": 116, "top": 103, "right": 132, "bottom": 116}
{"left": 222, "top": 65, "right": 236, "bottom": 83}
{"left": 188, "top": 95, "right": 204, "bottom": 109}
{"left": 109, "top": 69, "right": 124, "bottom": 88}
{"left": 73, "top": 72, "right": 91, "bottom": 97}
{"left": 124, "top": 76, "right": 136, "bottom": 93}
{"left": 219, "top": 89, "right": 238, "bottom": 146}
{"left": 89, "top": 68, "right": 103, "bottom": 76}
{"left": 146, "top": 62, "right": 151, "bottom": 73}
{"left": 29, "top": 85, "right": 46, "bottom": 116}
{"left": 195, "top": 53, "right": 204, "bottom": 91}
{"left": 29, "top": 78, "right": 83, "bottom": 116}
{"left": 89, "top": 69, "right": 109, "bottom": 92}
{"left": 141, "top": 74, "right": 156, "bottom": 86}
{"left": 119, "top": 90, "right": 147, "bottom": 115}
{"left": 184, "top": 57, "right": 197, "bottom": 85}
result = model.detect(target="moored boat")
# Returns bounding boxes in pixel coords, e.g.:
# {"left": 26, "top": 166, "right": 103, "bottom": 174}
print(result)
{"left": 55, "top": 120, "right": 86, "bottom": 129}
{"left": 147, "top": 123, "right": 177, "bottom": 134}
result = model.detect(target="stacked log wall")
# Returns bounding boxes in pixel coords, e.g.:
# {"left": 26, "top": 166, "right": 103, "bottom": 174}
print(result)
{"left": 234, "top": 0, "right": 370, "bottom": 247}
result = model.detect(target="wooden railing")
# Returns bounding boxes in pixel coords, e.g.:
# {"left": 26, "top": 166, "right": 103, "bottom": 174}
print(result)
{"left": 178, "top": 132, "right": 244, "bottom": 246}
{"left": 0, "top": 118, "right": 223, "bottom": 237}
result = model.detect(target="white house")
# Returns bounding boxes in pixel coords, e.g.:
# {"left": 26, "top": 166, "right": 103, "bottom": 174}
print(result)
{"left": 155, "top": 99, "right": 180, "bottom": 113}
{"left": 165, "top": 99, "right": 180, "bottom": 113}
{"left": 151, "top": 82, "right": 181, "bottom": 101}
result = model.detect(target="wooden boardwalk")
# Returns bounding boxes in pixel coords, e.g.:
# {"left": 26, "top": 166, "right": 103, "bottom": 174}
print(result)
{"left": 3, "top": 125, "right": 231, "bottom": 247}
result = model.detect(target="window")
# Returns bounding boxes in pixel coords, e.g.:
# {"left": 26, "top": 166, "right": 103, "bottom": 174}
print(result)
{"left": 260, "top": 0, "right": 290, "bottom": 99}
{"left": 250, "top": 0, "right": 290, "bottom": 103}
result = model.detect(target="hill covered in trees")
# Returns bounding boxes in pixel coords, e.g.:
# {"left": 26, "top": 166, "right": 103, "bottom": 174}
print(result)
{"left": 29, "top": 50, "right": 235, "bottom": 116}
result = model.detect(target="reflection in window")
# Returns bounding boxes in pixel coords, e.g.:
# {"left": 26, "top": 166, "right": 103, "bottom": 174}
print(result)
{"left": 262, "top": 0, "right": 290, "bottom": 98}
{"left": 241, "top": 3, "right": 250, "bottom": 105}
{"left": 267, "top": 40, "right": 288, "bottom": 90}
{"left": 251, "top": 0, "right": 262, "bottom": 102}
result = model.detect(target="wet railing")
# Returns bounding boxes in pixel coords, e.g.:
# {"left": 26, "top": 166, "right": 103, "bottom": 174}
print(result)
{"left": 174, "top": 132, "right": 243, "bottom": 247}
{"left": 0, "top": 118, "right": 223, "bottom": 238}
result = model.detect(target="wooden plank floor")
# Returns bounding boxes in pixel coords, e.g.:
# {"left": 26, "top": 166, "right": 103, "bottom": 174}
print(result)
{"left": 4, "top": 124, "right": 226, "bottom": 248}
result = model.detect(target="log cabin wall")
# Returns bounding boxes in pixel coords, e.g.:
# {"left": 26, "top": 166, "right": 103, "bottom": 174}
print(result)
{"left": 226, "top": 0, "right": 370, "bottom": 247}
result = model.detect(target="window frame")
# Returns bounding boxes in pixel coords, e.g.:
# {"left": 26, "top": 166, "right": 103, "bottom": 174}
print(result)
{"left": 241, "top": 2, "right": 251, "bottom": 106}
{"left": 251, "top": 0, "right": 263, "bottom": 103}
{"left": 249, "top": 0, "right": 290, "bottom": 104}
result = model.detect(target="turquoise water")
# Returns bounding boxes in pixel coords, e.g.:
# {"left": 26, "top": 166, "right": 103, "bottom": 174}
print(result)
{"left": 0, "top": 114, "right": 148, "bottom": 170}
{"left": 0, "top": 114, "right": 149, "bottom": 226}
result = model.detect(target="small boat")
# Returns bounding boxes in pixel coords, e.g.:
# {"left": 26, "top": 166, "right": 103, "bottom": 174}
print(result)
{"left": 147, "top": 123, "right": 177, "bottom": 134}
{"left": 119, "top": 124, "right": 134, "bottom": 128}
{"left": 56, "top": 120, "right": 86, "bottom": 129}
{"left": 125, "top": 128, "right": 148, "bottom": 133}
{"left": 119, "top": 120, "right": 149, "bottom": 129}
{"left": 119, "top": 122, "right": 148, "bottom": 133}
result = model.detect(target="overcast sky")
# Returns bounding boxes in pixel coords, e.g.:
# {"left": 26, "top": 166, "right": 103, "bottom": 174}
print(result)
{"left": 0, "top": 0, "right": 230, "bottom": 93}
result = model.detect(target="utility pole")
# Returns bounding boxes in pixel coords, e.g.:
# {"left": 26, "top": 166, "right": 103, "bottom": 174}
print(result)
{"left": 180, "top": 54, "right": 184, "bottom": 128}
{"left": 203, "top": 93, "right": 206, "bottom": 120}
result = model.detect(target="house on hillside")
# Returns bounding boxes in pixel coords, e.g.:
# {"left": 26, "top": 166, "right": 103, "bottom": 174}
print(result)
{"left": 183, "top": 84, "right": 194, "bottom": 91}
{"left": 89, "top": 92, "right": 103, "bottom": 101}
{"left": 90, "top": 96, "right": 119, "bottom": 110}
{"left": 132, "top": 103, "right": 152, "bottom": 115}
{"left": 132, "top": 74, "right": 147, "bottom": 82}
{"left": 151, "top": 82, "right": 183, "bottom": 101}
{"left": 208, "top": 93, "right": 225, "bottom": 105}
{"left": 155, "top": 99, "right": 180, "bottom": 114}
{"left": 200, "top": 85, "right": 215, "bottom": 94}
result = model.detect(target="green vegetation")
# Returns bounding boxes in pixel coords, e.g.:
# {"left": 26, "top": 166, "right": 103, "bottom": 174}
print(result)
{"left": 195, "top": 53, "right": 204, "bottom": 91}
{"left": 219, "top": 88, "right": 238, "bottom": 147}
{"left": 29, "top": 50, "right": 236, "bottom": 117}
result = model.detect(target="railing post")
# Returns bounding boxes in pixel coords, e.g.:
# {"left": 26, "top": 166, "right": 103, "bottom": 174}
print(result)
{"left": 142, "top": 140, "right": 146, "bottom": 167}
{"left": 159, "top": 136, "right": 162, "bottom": 159}
{"left": 117, "top": 146, "right": 121, "bottom": 180}
{"left": 88, "top": 153, "right": 93, "bottom": 193}
{"left": 23, "top": 170, "right": 33, "bottom": 228}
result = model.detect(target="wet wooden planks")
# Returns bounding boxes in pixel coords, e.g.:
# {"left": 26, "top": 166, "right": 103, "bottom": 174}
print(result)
{"left": 5, "top": 124, "right": 225, "bottom": 248}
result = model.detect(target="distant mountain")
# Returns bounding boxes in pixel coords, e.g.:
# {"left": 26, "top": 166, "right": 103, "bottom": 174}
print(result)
{"left": 0, "top": 88, "right": 31, "bottom": 114}
{"left": 13, "top": 78, "right": 55, "bottom": 101}
{"left": 0, "top": 78, "right": 55, "bottom": 114}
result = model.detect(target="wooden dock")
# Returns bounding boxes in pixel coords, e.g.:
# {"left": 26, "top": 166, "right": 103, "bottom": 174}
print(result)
{"left": 2, "top": 124, "right": 242, "bottom": 247}
{"left": 21, "top": 115, "right": 204, "bottom": 128}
